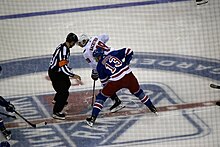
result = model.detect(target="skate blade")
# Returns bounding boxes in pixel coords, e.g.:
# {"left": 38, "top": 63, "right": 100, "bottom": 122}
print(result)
{"left": 85, "top": 120, "right": 94, "bottom": 127}
{"left": 5, "top": 134, "right": 11, "bottom": 140}
{"left": 110, "top": 105, "right": 125, "bottom": 113}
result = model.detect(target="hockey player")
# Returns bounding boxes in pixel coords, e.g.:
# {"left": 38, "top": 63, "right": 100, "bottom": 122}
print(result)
{"left": 77, "top": 34, "right": 125, "bottom": 112}
{"left": 0, "top": 96, "right": 15, "bottom": 140}
{"left": 86, "top": 48, "right": 158, "bottom": 127}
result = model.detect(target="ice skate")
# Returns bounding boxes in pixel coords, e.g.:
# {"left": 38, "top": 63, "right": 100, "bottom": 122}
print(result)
{"left": 1, "top": 129, "right": 11, "bottom": 140}
{"left": 110, "top": 99, "right": 125, "bottom": 113}
{"left": 52, "top": 112, "right": 66, "bottom": 120}
{"left": 86, "top": 116, "right": 96, "bottom": 127}
{"left": 147, "top": 104, "right": 158, "bottom": 115}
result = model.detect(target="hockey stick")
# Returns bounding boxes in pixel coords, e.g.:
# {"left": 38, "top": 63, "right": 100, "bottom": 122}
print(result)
{"left": 14, "top": 110, "right": 47, "bottom": 128}
{"left": 0, "top": 112, "right": 16, "bottom": 119}
{"left": 14, "top": 110, "right": 37, "bottom": 128}
{"left": 0, "top": 96, "right": 47, "bottom": 128}
{"left": 210, "top": 83, "right": 220, "bottom": 89}
{"left": 0, "top": 96, "right": 35, "bottom": 127}
{"left": 91, "top": 80, "right": 96, "bottom": 106}
{"left": 196, "top": 0, "right": 208, "bottom": 5}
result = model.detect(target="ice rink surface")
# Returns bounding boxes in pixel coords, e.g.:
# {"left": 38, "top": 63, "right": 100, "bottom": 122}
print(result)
{"left": 0, "top": 0, "right": 220, "bottom": 146}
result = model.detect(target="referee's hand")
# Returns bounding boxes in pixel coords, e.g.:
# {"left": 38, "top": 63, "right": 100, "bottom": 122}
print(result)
{"left": 72, "top": 74, "right": 81, "bottom": 81}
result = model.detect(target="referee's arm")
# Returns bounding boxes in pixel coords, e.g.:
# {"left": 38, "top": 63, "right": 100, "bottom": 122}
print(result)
{"left": 59, "top": 47, "right": 75, "bottom": 77}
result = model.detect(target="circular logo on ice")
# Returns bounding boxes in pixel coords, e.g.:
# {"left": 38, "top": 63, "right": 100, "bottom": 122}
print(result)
{"left": 0, "top": 52, "right": 219, "bottom": 81}
{"left": 0, "top": 52, "right": 219, "bottom": 147}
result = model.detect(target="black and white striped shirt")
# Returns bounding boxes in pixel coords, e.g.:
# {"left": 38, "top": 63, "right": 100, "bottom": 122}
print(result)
{"left": 49, "top": 43, "right": 75, "bottom": 77}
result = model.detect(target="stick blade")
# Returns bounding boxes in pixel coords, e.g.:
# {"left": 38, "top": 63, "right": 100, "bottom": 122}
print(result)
{"left": 35, "top": 122, "right": 47, "bottom": 128}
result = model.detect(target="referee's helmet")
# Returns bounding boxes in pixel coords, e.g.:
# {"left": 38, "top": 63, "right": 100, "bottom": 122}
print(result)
{"left": 66, "top": 33, "right": 78, "bottom": 43}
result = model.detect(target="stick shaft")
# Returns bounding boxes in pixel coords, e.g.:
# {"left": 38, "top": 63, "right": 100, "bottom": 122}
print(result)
{"left": 91, "top": 80, "right": 96, "bottom": 106}
{"left": 14, "top": 110, "right": 36, "bottom": 128}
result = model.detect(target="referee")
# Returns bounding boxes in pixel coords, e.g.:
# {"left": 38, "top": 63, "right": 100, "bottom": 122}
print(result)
{"left": 48, "top": 32, "right": 81, "bottom": 120}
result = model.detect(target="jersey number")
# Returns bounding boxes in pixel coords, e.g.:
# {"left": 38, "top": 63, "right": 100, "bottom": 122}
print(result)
{"left": 105, "top": 56, "right": 122, "bottom": 73}
{"left": 97, "top": 41, "right": 110, "bottom": 52}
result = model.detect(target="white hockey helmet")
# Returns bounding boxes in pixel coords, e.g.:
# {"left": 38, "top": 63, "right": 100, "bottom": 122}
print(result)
{"left": 77, "top": 34, "right": 90, "bottom": 47}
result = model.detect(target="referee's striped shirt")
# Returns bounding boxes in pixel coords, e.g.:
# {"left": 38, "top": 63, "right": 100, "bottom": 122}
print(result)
{"left": 49, "top": 43, "right": 75, "bottom": 77}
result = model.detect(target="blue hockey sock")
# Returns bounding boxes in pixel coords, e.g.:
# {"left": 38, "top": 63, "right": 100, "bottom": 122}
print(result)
{"left": 92, "top": 102, "right": 103, "bottom": 117}
{"left": 134, "top": 89, "right": 153, "bottom": 107}
{"left": 141, "top": 96, "right": 153, "bottom": 107}
{"left": 92, "top": 93, "right": 108, "bottom": 117}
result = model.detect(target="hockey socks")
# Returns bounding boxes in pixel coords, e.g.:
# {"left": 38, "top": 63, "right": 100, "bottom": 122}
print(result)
{"left": 92, "top": 102, "right": 103, "bottom": 117}
{"left": 91, "top": 93, "right": 108, "bottom": 118}
{"left": 134, "top": 89, "right": 157, "bottom": 113}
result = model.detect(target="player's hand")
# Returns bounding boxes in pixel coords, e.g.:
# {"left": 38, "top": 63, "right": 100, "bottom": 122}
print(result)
{"left": 91, "top": 69, "right": 99, "bottom": 81}
{"left": 72, "top": 74, "right": 81, "bottom": 81}
{"left": 5, "top": 102, "right": 15, "bottom": 113}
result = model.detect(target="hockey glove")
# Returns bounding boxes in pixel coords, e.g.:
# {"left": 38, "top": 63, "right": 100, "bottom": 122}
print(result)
{"left": 5, "top": 103, "right": 15, "bottom": 113}
{"left": 91, "top": 69, "right": 99, "bottom": 81}
{"left": 125, "top": 51, "right": 133, "bottom": 65}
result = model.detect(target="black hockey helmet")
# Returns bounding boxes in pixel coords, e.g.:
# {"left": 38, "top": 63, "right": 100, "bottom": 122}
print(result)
{"left": 66, "top": 33, "right": 78, "bottom": 43}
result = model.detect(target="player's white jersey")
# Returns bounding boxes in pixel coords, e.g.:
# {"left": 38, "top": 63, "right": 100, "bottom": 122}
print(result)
{"left": 82, "top": 34, "right": 115, "bottom": 69}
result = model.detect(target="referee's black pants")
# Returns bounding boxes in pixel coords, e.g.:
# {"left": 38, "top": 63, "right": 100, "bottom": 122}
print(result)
{"left": 48, "top": 69, "right": 71, "bottom": 113}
